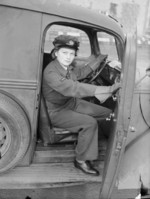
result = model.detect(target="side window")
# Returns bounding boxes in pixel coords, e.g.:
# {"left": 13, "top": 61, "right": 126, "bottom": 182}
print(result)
{"left": 44, "top": 24, "right": 91, "bottom": 57}
{"left": 97, "top": 32, "right": 118, "bottom": 61}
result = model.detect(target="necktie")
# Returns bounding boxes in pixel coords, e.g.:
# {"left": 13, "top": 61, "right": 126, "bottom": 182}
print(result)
{"left": 66, "top": 67, "right": 71, "bottom": 79}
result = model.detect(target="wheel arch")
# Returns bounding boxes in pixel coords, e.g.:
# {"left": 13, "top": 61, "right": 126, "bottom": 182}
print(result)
{"left": 0, "top": 90, "right": 31, "bottom": 173}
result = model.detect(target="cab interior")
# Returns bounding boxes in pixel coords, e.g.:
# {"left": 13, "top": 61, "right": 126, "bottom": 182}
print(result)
{"left": 36, "top": 23, "right": 122, "bottom": 176}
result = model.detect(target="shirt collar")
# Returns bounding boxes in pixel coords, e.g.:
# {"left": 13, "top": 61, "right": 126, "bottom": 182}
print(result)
{"left": 54, "top": 59, "right": 68, "bottom": 77}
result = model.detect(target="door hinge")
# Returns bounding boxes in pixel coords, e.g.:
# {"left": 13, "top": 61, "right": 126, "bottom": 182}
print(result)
{"left": 115, "top": 141, "right": 122, "bottom": 154}
{"left": 115, "top": 130, "right": 124, "bottom": 155}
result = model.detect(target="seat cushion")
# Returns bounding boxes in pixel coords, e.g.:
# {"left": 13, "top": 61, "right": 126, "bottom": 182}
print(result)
{"left": 38, "top": 95, "right": 77, "bottom": 145}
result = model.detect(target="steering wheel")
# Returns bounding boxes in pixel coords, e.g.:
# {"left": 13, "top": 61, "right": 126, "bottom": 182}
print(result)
{"left": 88, "top": 58, "right": 108, "bottom": 83}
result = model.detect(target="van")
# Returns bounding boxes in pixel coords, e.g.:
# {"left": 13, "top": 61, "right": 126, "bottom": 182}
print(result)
{"left": 1, "top": 1, "right": 148, "bottom": 199}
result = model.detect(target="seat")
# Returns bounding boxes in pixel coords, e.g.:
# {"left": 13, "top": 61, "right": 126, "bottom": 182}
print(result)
{"left": 38, "top": 95, "right": 78, "bottom": 146}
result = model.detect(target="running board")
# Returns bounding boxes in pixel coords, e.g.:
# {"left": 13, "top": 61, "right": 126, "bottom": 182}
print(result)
{"left": 33, "top": 139, "right": 107, "bottom": 164}
{"left": 0, "top": 162, "right": 103, "bottom": 189}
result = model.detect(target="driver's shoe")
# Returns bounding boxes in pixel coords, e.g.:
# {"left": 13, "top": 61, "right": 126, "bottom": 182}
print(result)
{"left": 74, "top": 159, "right": 99, "bottom": 176}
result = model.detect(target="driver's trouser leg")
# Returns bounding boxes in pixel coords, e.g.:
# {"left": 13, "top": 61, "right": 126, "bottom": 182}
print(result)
{"left": 49, "top": 109, "right": 99, "bottom": 161}
{"left": 74, "top": 99, "right": 111, "bottom": 160}
{"left": 75, "top": 98, "right": 112, "bottom": 120}
{"left": 75, "top": 119, "right": 98, "bottom": 161}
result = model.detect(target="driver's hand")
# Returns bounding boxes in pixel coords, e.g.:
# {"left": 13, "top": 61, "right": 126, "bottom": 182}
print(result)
{"left": 94, "top": 86, "right": 112, "bottom": 103}
{"left": 88, "top": 54, "right": 108, "bottom": 71}
{"left": 108, "top": 60, "right": 121, "bottom": 72}
{"left": 110, "top": 82, "right": 121, "bottom": 94}
{"left": 94, "top": 82, "right": 121, "bottom": 103}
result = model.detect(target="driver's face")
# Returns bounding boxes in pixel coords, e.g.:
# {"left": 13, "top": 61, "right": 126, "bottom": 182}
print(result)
{"left": 55, "top": 47, "right": 75, "bottom": 67}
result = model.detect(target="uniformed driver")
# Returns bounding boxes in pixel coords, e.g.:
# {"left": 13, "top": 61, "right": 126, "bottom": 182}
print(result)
{"left": 42, "top": 35, "right": 121, "bottom": 176}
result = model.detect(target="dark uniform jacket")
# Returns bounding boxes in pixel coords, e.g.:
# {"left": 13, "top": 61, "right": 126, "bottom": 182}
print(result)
{"left": 42, "top": 59, "right": 97, "bottom": 112}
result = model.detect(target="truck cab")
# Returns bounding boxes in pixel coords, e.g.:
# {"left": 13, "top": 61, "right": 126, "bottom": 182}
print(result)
{"left": 0, "top": 1, "right": 140, "bottom": 199}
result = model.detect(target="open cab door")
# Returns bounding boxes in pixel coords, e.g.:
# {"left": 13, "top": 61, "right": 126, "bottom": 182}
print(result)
{"left": 100, "top": 32, "right": 137, "bottom": 199}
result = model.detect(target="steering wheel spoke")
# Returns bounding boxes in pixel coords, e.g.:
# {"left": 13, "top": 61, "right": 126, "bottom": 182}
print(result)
{"left": 88, "top": 58, "right": 108, "bottom": 83}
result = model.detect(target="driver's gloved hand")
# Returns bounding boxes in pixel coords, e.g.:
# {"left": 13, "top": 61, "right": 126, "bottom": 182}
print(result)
{"left": 110, "top": 82, "right": 121, "bottom": 94}
{"left": 94, "top": 82, "right": 121, "bottom": 103}
{"left": 87, "top": 54, "right": 108, "bottom": 71}
{"left": 95, "top": 87, "right": 111, "bottom": 103}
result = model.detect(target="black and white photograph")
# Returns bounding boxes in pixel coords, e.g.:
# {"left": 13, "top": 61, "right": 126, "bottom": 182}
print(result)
{"left": 0, "top": 0, "right": 150, "bottom": 198}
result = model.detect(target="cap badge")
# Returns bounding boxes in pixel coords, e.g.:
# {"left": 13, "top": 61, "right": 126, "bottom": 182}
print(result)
{"left": 67, "top": 40, "right": 74, "bottom": 46}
